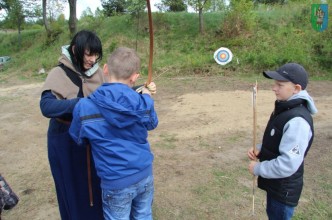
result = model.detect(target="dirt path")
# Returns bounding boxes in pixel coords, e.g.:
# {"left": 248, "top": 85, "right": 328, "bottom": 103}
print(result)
{"left": 1, "top": 78, "right": 331, "bottom": 219}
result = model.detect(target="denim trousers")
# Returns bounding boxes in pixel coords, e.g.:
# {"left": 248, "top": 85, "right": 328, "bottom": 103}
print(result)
{"left": 102, "top": 175, "right": 154, "bottom": 220}
{"left": 266, "top": 195, "right": 295, "bottom": 220}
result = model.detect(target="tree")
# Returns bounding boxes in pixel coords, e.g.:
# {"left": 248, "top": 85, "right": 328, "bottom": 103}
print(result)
{"left": 0, "top": 0, "right": 10, "bottom": 21}
{"left": 0, "top": 0, "right": 10, "bottom": 11}
{"left": 42, "top": 0, "right": 76, "bottom": 41}
{"left": 4, "top": 0, "right": 25, "bottom": 47}
{"left": 23, "top": 0, "right": 42, "bottom": 21}
{"left": 45, "top": 0, "right": 66, "bottom": 22}
{"left": 209, "top": 0, "right": 228, "bottom": 12}
{"left": 95, "top": 7, "right": 104, "bottom": 17}
{"left": 220, "top": 0, "right": 255, "bottom": 38}
{"left": 1, "top": 0, "right": 42, "bottom": 30}
{"left": 160, "top": 0, "right": 187, "bottom": 12}
{"left": 0, "top": 0, "right": 42, "bottom": 46}
{"left": 102, "top": 0, "right": 126, "bottom": 16}
{"left": 81, "top": 6, "right": 93, "bottom": 18}
{"left": 126, "top": 0, "right": 146, "bottom": 13}
{"left": 68, "top": 0, "right": 77, "bottom": 37}
{"left": 187, "top": 0, "right": 211, "bottom": 34}
{"left": 43, "top": 0, "right": 51, "bottom": 35}
{"left": 253, "top": 0, "right": 286, "bottom": 4}
{"left": 101, "top": 0, "right": 146, "bottom": 16}
{"left": 42, "top": 0, "right": 66, "bottom": 43}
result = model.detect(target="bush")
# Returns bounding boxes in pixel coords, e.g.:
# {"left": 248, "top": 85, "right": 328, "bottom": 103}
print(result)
{"left": 220, "top": 0, "right": 256, "bottom": 38}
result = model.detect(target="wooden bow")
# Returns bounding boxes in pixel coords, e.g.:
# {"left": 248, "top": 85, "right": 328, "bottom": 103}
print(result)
{"left": 146, "top": 0, "right": 153, "bottom": 85}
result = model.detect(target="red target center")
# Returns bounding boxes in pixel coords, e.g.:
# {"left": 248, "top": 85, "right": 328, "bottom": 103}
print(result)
{"left": 220, "top": 54, "right": 226, "bottom": 59}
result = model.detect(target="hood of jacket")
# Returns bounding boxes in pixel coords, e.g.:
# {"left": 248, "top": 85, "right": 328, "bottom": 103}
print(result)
{"left": 288, "top": 90, "right": 318, "bottom": 115}
{"left": 89, "top": 83, "right": 153, "bottom": 128}
{"left": 60, "top": 45, "right": 99, "bottom": 77}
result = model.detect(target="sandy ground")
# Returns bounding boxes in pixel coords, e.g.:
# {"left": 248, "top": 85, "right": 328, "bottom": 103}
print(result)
{"left": 1, "top": 77, "right": 331, "bottom": 219}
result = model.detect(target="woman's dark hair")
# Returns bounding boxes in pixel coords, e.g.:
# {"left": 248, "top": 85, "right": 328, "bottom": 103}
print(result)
{"left": 68, "top": 30, "right": 103, "bottom": 74}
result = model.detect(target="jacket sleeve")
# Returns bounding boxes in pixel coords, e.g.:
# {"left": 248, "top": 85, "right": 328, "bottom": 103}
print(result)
{"left": 69, "top": 101, "right": 86, "bottom": 146}
{"left": 254, "top": 117, "right": 312, "bottom": 178}
{"left": 142, "top": 95, "right": 158, "bottom": 131}
{"left": 40, "top": 90, "right": 80, "bottom": 119}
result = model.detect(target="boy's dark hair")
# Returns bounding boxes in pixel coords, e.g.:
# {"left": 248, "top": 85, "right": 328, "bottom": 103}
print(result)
{"left": 68, "top": 30, "right": 103, "bottom": 74}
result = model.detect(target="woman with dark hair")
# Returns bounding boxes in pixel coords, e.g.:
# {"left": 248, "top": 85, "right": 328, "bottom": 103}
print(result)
{"left": 40, "top": 30, "right": 104, "bottom": 220}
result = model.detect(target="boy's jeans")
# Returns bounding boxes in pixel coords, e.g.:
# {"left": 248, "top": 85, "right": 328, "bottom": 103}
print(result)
{"left": 266, "top": 195, "right": 295, "bottom": 220}
{"left": 102, "top": 175, "right": 154, "bottom": 220}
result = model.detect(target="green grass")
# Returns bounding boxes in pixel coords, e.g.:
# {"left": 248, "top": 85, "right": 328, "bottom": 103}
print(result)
{"left": 0, "top": 1, "right": 331, "bottom": 83}
{"left": 155, "top": 133, "right": 178, "bottom": 149}
{"left": 294, "top": 201, "right": 332, "bottom": 220}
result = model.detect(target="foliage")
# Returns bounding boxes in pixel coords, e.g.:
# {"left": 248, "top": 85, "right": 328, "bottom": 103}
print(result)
{"left": 80, "top": 7, "right": 94, "bottom": 18}
{"left": 254, "top": 0, "right": 286, "bottom": 4}
{"left": 126, "top": 0, "right": 146, "bottom": 14}
{"left": 0, "top": 2, "right": 331, "bottom": 81}
{"left": 5, "top": 0, "right": 25, "bottom": 30}
{"left": 186, "top": 0, "right": 212, "bottom": 34}
{"left": 102, "top": 0, "right": 126, "bottom": 16}
{"left": 0, "top": 0, "right": 42, "bottom": 30}
{"left": 0, "top": 0, "right": 10, "bottom": 11}
{"left": 45, "top": 0, "right": 66, "bottom": 22}
{"left": 44, "top": 21, "right": 65, "bottom": 46}
{"left": 209, "top": 0, "right": 228, "bottom": 12}
{"left": 187, "top": 0, "right": 212, "bottom": 12}
{"left": 78, "top": 12, "right": 106, "bottom": 32}
{"left": 101, "top": 0, "right": 147, "bottom": 17}
{"left": 160, "top": 0, "right": 187, "bottom": 12}
{"left": 239, "top": 2, "right": 331, "bottom": 75}
{"left": 23, "top": 0, "right": 42, "bottom": 21}
{"left": 311, "top": 28, "right": 332, "bottom": 71}
{"left": 220, "top": 0, "right": 256, "bottom": 38}
{"left": 95, "top": 7, "right": 104, "bottom": 17}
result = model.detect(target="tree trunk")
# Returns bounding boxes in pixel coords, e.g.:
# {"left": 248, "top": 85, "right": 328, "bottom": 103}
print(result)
{"left": 42, "top": 0, "right": 52, "bottom": 37}
{"left": 199, "top": 8, "right": 204, "bottom": 34}
{"left": 68, "top": 0, "right": 77, "bottom": 38}
{"left": 17, "top": 20, "right": 21, "bottom": 48}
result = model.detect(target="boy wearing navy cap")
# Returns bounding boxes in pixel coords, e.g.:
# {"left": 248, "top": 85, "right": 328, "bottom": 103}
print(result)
{"left": 247, "top": 63, "right": 318, "bottom": 219}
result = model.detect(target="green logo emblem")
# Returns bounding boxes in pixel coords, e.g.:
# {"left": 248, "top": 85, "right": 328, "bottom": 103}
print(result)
{"left": 311, "top": 4, "right": 328, "bottom": 32}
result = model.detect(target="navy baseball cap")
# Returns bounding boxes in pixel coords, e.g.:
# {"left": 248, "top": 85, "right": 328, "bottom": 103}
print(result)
{"left": 263, "top": 63, "right": 308, "bottom": 89}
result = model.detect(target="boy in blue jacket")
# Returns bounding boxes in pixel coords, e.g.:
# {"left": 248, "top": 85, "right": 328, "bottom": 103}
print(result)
{"left": 248, "top": 63, "right": 317, "bottom": 220}
{"left": 70, "top": 47, "right": 158, "bottom": 220}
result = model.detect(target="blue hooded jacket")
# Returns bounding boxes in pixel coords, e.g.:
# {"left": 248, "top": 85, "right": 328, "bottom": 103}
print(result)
{"left": 69, "top": 83, "right": 158, "bottom": 190}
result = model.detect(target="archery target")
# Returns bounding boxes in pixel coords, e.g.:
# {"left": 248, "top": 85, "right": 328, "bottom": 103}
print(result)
{"left": 214, "top": 47, "right": 233, "bottom": 65}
